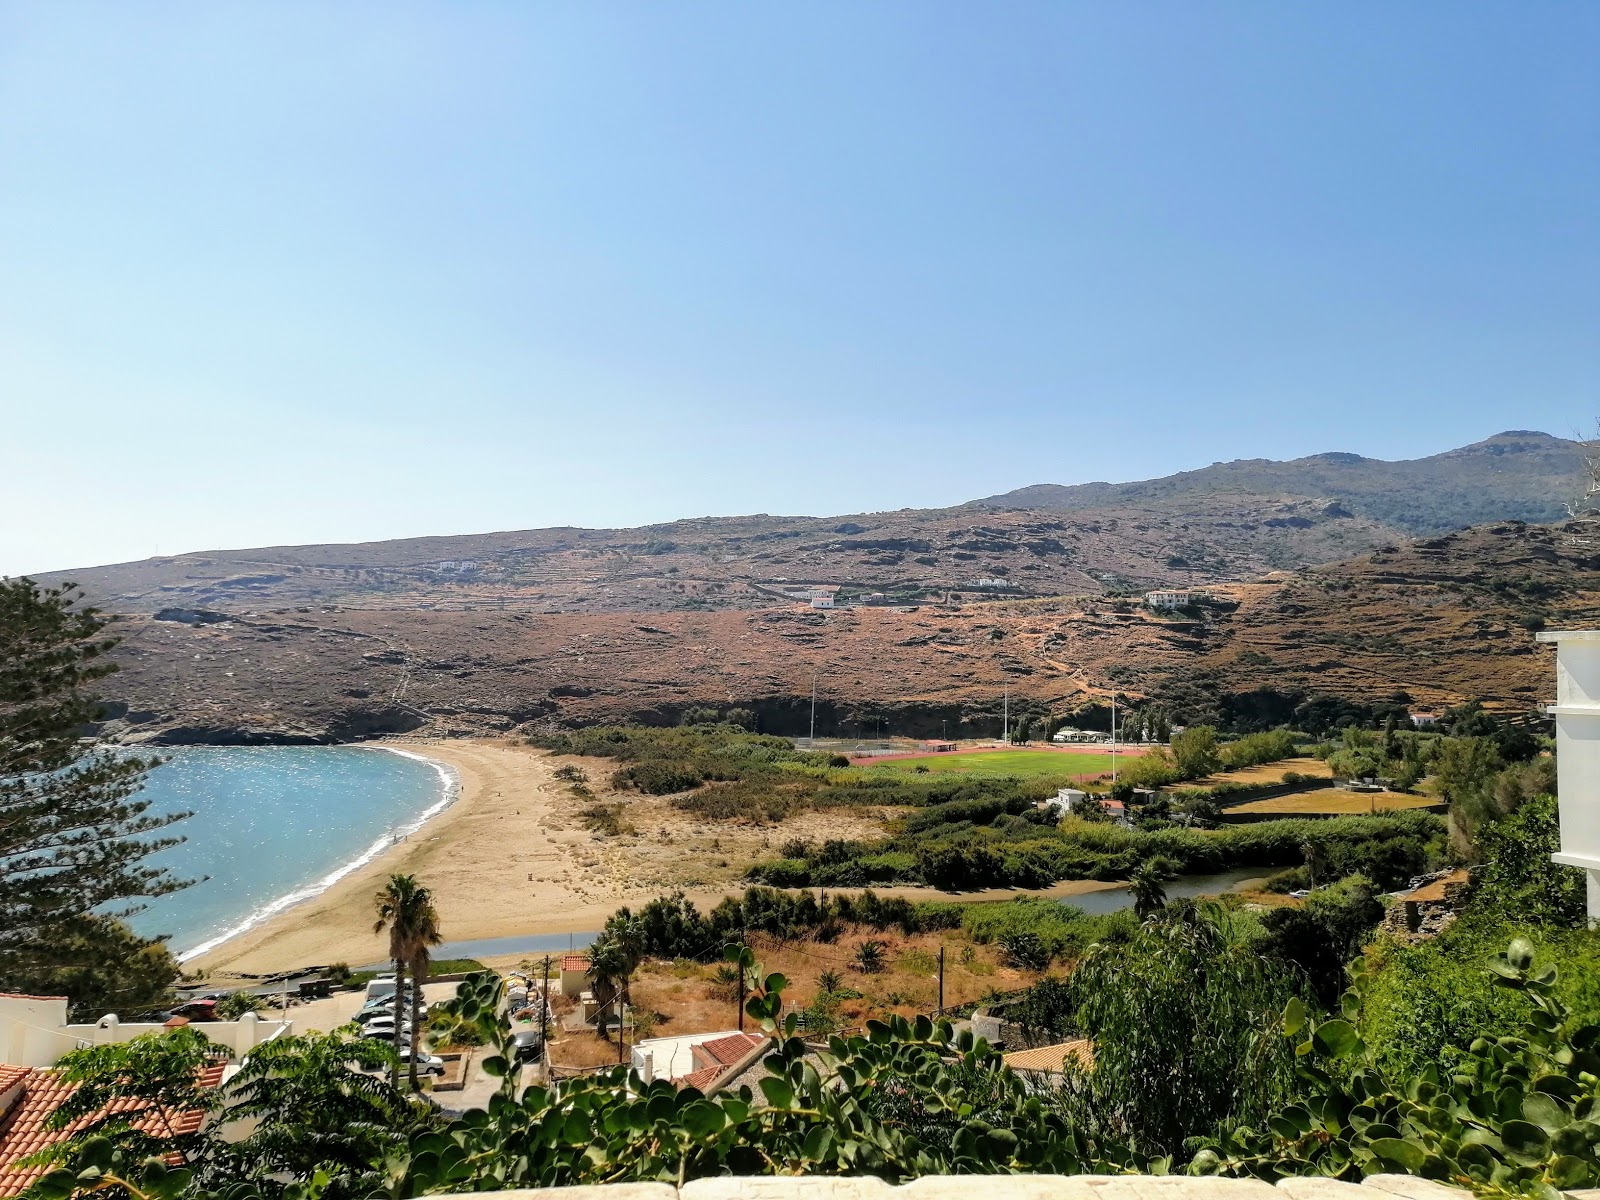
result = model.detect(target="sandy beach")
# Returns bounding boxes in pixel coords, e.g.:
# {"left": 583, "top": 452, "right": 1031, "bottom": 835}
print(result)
{"left": 190, "top": 738, "right": 1122, "bottom": 978}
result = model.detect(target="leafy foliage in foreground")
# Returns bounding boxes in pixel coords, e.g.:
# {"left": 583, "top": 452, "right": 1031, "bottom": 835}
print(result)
{"left": 28, "top": 934, "right": 1600, "bottom": 1200}
{"left": 1199, "top": 938, "right": 1600, "bottom": 1197}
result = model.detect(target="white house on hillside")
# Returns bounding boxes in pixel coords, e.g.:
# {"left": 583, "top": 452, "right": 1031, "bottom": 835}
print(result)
{"left": 1144, "top": 590, "right": 1191, "bottom": 610}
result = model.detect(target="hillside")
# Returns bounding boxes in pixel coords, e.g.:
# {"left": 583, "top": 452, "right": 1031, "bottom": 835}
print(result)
{"left": 970, "top": 430, "right": 1586, "bottom": 535}
{"left": 92, "top": 518, "right": 1599, "bottom": 744}
{"left": 42, "top": 496, "right": 1396, "bottom": 616}
{"left": 34, "top": 431, "right": 1584, "bottom": 618}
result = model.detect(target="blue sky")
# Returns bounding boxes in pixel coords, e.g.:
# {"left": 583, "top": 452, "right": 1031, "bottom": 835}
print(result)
{"left": 2, "top": 3, "right": 1596, "bottom": 576}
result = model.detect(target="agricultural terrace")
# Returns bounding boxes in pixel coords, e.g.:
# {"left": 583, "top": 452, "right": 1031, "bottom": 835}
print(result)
{"left": 864, "top": 748, "right": 1143, "bottom": 777}
{"left": 1223, "top": 789, "right": 1443, "bottom": 817}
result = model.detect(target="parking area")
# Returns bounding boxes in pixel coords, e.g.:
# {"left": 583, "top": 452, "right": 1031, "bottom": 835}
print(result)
{"left": 286, "top": 979, "right": 463, "bottom": 1035}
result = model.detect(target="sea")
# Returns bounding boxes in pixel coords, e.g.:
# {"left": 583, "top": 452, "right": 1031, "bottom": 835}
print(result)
{"left": 125, "top": 745, "right": 456, "bottom": 963}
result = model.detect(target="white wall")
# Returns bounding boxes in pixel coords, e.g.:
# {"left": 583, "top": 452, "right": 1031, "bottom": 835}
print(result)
{"left": 0, "top": 997, "right": 291, "bottom": 1068}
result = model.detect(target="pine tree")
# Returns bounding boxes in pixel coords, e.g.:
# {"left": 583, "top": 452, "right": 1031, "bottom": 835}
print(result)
{"left": 0, "top": 579, "right": 189, "bottom": 1012}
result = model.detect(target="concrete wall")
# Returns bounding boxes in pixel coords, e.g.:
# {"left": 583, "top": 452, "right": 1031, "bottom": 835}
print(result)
{"left": 0, "top": 995, "right": 70, "bottom": 1068}
{"left": 463, "top": 1173, "right": 1483, "bottom": 1200}
{"left": 0, "top": 998, "right": 291, "bottom": 1068}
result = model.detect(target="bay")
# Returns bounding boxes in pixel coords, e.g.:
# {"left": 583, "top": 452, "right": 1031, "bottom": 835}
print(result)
{"left": 124, "top": 745, "right": 454, "bottom": 962}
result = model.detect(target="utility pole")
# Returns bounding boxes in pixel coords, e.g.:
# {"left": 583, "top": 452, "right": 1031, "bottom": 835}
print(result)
{"left": 937, "top": 945, "right": 945, "bottom": 1014}
{"left": 809, "top": 672, "right": 816, "bottom": 743}
{"left": 542, "top": 954, "right": 551, "bottom": 1028}
{"left": 1003, "top": 689, "right": 1009, "bottom": 746}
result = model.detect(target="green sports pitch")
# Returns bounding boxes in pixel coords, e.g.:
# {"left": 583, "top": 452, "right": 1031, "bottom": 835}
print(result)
{"left": 866, "top": 749, "right": 1125, "bottom": 777}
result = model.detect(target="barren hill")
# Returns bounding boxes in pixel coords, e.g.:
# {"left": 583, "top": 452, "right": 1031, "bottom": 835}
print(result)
{"left": 36, "top": 431, "right": 1584, "bottom": 619}
{"left": 92, "top": 519, "right": 1599, "bottom": 745}
{"left": 970, "top": 431, "right": 1585, "bottom": 535}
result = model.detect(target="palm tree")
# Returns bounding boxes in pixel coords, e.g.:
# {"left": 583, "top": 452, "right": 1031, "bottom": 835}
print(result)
{"left": 587, "top": 916, "right": 644, "bottom": 1043}
{"left": 373, "top": 874, "right": 442, "bottom": 1089}
{"left": 1129, "top": 857, "right": 1175, "bottom": 920}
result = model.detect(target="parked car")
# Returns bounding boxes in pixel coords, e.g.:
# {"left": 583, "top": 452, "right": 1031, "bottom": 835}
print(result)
{"left": 509, "top": 1030, "right": 545, "bottom": 1064}
{"left": 398, "top": 1048, "right": 446, "bottom": 1076}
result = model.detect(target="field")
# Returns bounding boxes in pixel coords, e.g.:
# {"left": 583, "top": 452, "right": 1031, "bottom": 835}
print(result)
{"left": 866, "top": 749, "right": 1134, "bottom": 777}
{"left": 1225, "top": 789, "right": 1441, "bottom": 816}
{"left": 525, "top": 927, "right": 1044, "bottom": 1070}
{"left": 1199, "top": 757, "right": 1332, "bottom": 786}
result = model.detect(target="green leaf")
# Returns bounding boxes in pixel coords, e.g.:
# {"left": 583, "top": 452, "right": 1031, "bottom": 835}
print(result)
{"left": 1500, "top": 1119, "right": 1552, "bottom": 1163}
{"left": 1523, "top": 1093, "right": 1571, "bottom": 1130}
{"left": 1283, "top": 997, "right": 1307, "bottom": 1038}
{"left": 679, "top": 1100, "right": 725, "bottom": 1138}
{"left": 1311, "top": 1020, "right": 1362, "bottom": 1058}
{"left": 759, "top": 1076, "right": 795, "bottom": 1108}
{"left": 1547, "top": 1154, "right": 1592, "bottom": 1189}
{"left": 1506, "top": 938, "right": 1536, "bottom": 970}
{"left": 1369, "top": 1138, "right": 1426, "bottom": 1172}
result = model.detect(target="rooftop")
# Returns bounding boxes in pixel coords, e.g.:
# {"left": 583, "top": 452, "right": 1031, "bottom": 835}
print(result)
{"left": 1001, "top": 1039, "right": 1095, "bottom": 1075}
{"left": 0, "top": 1062, "right": 225, "bottom": 1197}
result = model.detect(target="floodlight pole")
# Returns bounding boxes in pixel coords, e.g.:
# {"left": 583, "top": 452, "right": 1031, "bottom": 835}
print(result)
{"left": 1111, "top": 692, "right": 1118, "bottom": 785}
{"left": 1003, "top": 689, "right": 1009, "bottom": 746}
{"left": 810, "top": 673, "right": 816, "bottom": 744}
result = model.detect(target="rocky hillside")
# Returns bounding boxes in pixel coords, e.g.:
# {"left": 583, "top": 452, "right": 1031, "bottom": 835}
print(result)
{"left": 93, "top": 519, "right": 1599, "bottom": 744}
{"left": 45, "top": 498, "right": 1396, "bottom": 617}
{"left": 36, "top": 432, "right": 1583, "bottom": 619}
{"left": 971, "top": 431, "right": 1586, "bottom": 535}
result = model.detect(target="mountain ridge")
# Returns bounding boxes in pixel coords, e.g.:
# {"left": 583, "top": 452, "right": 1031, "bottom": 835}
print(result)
{"left": 33, "top": 431, "right": 1587, "bottom": 619}
{"left": 968, "top": 430, "right": 1584, "bottom": 535}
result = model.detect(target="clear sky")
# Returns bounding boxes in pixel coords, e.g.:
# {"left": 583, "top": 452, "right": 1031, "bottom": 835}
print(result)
{"left": 2, "top": 3, "right": 1596, "bottom": 576}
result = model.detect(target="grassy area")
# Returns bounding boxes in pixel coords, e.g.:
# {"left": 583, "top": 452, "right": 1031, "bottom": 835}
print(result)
{"left": 868, "top": 749, "right": 1125, "bottom": 777}
{"left": 1226, "top": 789, "right": 1440, "bottom": 816}
{"left": 1198, "top": 757, "right": 1332, "bottom": 786}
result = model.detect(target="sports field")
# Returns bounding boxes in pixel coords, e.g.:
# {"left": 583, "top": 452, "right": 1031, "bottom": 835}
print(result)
{"left": 867, "top": 749, "right": 1128, "bottom": 777}
{"left": 1225, "top": 789, "right": 1441, "bottom": 816}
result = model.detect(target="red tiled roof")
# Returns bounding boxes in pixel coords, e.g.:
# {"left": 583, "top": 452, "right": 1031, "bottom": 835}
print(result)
{"left": 560, "top": 956, "right": 590, "bottom": 973}
{"left": 677, "top": 1065, "right": 723, "bottom": 1092}
{"left": 0, "top": 1068, "right": 27, "bottom": 1097}
{"left": 0, "top": 1063, "right": 225, "bottom": 1197}
{"left": 697, "top": 1033, "right": 765, "bottom": 1067}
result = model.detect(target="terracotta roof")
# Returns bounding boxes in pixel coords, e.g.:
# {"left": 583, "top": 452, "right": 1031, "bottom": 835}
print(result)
{"left": 696, "top": 1032, "right": 765, "bottom": 1067}
{"left": 676, "top": 1065, "right": 723, "bottom": 1092}
{"left": 1001, "top": 1039, "right": 1095, "bottom": 1075}
{"left": 0, "top": 1063, "right": 225, "bottom": 1197}
{"left": 0, "top": 1068, "right": 27, "bottom": 1096}
{"left": 560, "top": 956, "right": 590, "bottom": 972}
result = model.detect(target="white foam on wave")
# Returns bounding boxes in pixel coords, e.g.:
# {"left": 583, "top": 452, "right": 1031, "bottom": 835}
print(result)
{"left": 176, "top": 745, "right": 462, "bottom": 963}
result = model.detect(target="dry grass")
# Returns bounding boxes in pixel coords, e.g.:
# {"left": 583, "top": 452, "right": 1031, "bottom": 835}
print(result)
{"left": 1226, "top": 788, "right": 1440, "bottom": 816}
{"left": 1200, "top": 756, "right": 1333, "bottom": 786}
{"left": 542, "top": 928, "right": 1043, "bottom": 1071}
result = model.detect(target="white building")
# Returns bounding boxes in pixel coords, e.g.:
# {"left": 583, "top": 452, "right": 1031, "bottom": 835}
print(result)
{"left": 0, "top": 992, "right": 290, "bottom": 1068}
{"left": 809, "top": 595, "right": 834, "bottom": 609}
{"left": 1144, "top": 590, "right": 1192, "bottom": 610}
{"left": 1040, "top": 788, "right": 1090, "bottom": 819}
{"left": 1536, "top": 630, "right": 1600, "bottom": 922}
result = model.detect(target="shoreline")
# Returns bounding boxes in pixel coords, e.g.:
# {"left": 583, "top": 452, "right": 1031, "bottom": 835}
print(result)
{"left": 175, "top": 745, "right": 463, "bottom": 963}
{"left": 187, "top": 738, "right": 1129, "bottom": 977}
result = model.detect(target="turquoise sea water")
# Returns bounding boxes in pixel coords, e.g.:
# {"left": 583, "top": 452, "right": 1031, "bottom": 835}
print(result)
{"left": 125, "top": 746, "right": 454, "bottom": 961}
